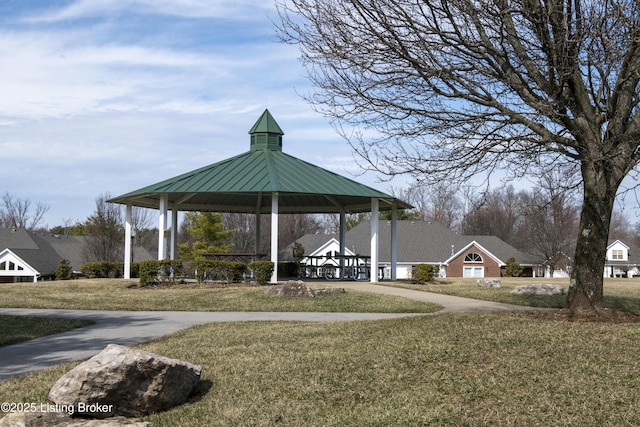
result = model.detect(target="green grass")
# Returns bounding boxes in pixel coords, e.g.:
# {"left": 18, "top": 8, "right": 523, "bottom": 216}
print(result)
{"left": 0, "top": 316, "right": 94, "bottom": 347}
{"left": 0, "top": 279, "right": 440, "bottom": 313}
{"left": 2, "top": 313, "right": 640, "bottom": 426}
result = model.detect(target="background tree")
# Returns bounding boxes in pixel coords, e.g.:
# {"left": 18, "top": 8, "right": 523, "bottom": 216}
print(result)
{"left": 84, "top": 192, "right": 124, "bottom": 262}
{"left": 221, "top": 213, "right": 258, "bottom": 253}
{"left": 50, "top": 220, "right": 87, "bottom": 236}
{"left": 0, "top": 192, "right": 50, "bottom": 230}
{"left": 278, "top": 0, "right": 640, "bottom": 311}
{"left": 516, "top": 173, "right": 580, "bottom": 272}
{"left": 461, "top": 186, "right": 522, "bottom": 243}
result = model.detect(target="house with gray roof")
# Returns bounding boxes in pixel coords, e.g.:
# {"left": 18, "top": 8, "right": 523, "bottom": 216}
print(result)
{"left": 0, "top": 228, "right": 152, "bottom": 282}
{"left": 282, "top": 220, "right": 538, "bottom": 279}
{"left": 604, "top": 239, "right": 640, "bottom": 278}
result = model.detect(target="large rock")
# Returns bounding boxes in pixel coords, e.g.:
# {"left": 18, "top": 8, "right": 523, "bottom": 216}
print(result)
{"left": 0, "top": 410, "right": 151, "bottom": 426}
{"left": 48, "top": 344, "right": 202, "bottom": 419}
{"left": 510, "top": 283, "right": 566, "bottom": 296}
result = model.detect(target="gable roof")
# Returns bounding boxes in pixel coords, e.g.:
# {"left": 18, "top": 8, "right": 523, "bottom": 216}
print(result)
{"left": 460, "top": 235, "right": 534, "bottom": 265}
{"left": 444, "top": 240, "right": 505, "bottom": 266}
{"left": 108, "top": 110, "right": 412, "bottom": 214}
{"left": 607, "top": 239, "right": 630, "bottom": 250}
{"left": 0, "top": 229, "right": 154, "bottom": 276}
{"left": 0, "top": 229, "right": 61, "bottom": 275}
{"left": 344, "top": 220, "right": 462, "bottom": 263}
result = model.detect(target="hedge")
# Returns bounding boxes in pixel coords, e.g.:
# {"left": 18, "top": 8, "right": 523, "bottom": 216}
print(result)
{"left": 411, "top": 264, "right": 438, "bottom": 283}
{"left": 138, "top": 260, "right": 183, "bottom": 287}
{"left": 80, "top": 262, "right": 123, "bottom": 279}
{"left": 248, "top": 261, "right": 275, "bottom": 285}
{"left": 189, "top": 260, "right": 248, "bottom": 284}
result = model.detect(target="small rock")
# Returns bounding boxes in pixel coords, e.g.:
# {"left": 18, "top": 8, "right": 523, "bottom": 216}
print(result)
{"left": 266, "top": 280, "right": 316, "bottom": 298}
{"left": 477, "top": 279, "right": 501, "bottom": 288}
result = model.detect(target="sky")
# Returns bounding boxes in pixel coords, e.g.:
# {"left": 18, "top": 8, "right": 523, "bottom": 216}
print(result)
{"left": 0, "top": 0, "right": 409, "bottom": 228}
{"left": 2, "top": 1, "right": 639, "bottom": 230}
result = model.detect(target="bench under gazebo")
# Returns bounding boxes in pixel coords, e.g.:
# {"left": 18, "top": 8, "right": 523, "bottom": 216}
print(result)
{"left": 108, "top": 109, "right": 412, "bottom": 282}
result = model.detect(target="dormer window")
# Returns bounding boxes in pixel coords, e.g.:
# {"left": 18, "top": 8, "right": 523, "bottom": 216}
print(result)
{"left": 612, "top": 249, "right": 624, "bottom": 260}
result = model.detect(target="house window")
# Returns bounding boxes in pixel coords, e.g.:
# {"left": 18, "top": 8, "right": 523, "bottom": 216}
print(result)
{"left": 464, "top": 266, "right": 484, "bottom": 278}
{"left": 612, "top": 249, "right": 624, "bottom": 260}
{"left": 8, "top": 261, "right": 15, "bottom": 270}
{"left": 0, "top": 261, "right": 5, "bottom": 270}
{"left": 464, "top": 252, "right": 483, "bottom": 263}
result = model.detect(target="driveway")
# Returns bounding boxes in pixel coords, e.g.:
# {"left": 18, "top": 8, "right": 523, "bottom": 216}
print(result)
{"left": 0, "top": 283, "right": 540, "bottom": 380}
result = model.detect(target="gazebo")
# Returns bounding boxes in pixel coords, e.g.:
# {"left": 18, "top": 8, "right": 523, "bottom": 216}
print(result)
{"left": 108, "top": 109, "right": 412, "bottom": 282}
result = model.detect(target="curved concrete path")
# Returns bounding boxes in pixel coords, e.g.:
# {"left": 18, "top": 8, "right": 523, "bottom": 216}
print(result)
{"left": 0, "top": 283, "right": 539, "bottom": 380}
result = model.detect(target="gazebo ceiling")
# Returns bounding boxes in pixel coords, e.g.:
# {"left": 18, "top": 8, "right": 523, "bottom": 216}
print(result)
{"left": 108, "top": 109, "right": 412, "bottom": 214}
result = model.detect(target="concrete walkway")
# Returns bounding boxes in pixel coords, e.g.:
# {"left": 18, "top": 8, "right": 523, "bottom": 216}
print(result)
{"left": 0, "top": 283, "right": 539, "bottom": 380}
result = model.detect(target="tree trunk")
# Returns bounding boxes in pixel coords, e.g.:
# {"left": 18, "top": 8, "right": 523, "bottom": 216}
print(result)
{"left": 566, "top": 163, "right": 618, "bottom": 311}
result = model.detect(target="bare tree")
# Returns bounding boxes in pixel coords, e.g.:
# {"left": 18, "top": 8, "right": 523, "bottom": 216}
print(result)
{"left": 278, "top": 0, "right": 640, "bottom": 311}
{"left": 0, "top": 192, "right": 50, "bottom": 230}
{"left": 399, "top": 183, "right": 461, "bottom": 228}
{"left": 84, "top": 192, "right": 124, "bottom": 262}
{"left": 516, "top": 173, "right": 580, "bottom": 272}
{"left": 461, "top": 186, "right": 522, "bottom": 244}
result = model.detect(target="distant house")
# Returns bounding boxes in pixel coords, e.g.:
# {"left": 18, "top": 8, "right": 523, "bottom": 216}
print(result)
{"left": 0, "top": 228, "right": 152, "bottom": 283}
{"left": 604, "top": 239, "right": 640, "bottom": 278}
{"left": 281, "top": 220, "right": 537, "bottom": 279}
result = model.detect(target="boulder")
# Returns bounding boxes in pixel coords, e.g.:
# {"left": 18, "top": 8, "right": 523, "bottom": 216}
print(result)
{"left": 477, "top": 279, "right": 501, "bottom": 288}
{"left": 265, "top": 280, "right": 345, "bottom": 298}
{"left": 510, "top": 283, "right": 566, "bottom": 296}
{"left": 0, "top": 410, "right": 151, "bottom": 426}
{"left": 48, "top": 344, "right": 201, "bottom": 419}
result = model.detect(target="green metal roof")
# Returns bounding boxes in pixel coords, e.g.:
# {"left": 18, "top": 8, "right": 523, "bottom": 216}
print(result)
{"left": 108, "top": 109, "right": 412, "bottom": 214}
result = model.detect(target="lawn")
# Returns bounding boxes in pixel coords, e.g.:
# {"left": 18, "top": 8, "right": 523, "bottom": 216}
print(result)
{"left": 2, "top": 312, "right": 640, "bottom": 426}
{"left": 391, "top": 276, "right": 640, "bottom": 314}
{"left": 0, "top": 316, "right": 93, "bottom": 347}
{"left": 2, "top": 277, "right": 640, "bottom": 425}
{"left": 0, "top": 279, "right": 440, "bottom": 313}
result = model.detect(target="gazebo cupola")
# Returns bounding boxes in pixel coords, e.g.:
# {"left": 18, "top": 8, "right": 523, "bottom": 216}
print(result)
{"left": 249, "top": 109, "right": 284, "bottom": 152}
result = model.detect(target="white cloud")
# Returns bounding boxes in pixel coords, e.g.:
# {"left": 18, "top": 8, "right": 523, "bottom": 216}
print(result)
{"left": 0, "top": 1, "right": 390, "bottom": 226}
{"left": 25, "top": 0, "right": 274, "bottom": 23}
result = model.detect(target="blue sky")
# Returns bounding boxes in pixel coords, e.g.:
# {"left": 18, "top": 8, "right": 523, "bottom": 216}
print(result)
{"left": 0, "top": 0, "right": 405, "bottom": 227}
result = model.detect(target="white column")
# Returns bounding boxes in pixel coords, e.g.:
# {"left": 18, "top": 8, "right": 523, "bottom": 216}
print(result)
{"left": 371, "top": 198, "right": 379, "bottom": 283}
{"left": 158, "top": 195, "right": 168, "bottom": 260}
{"left": 271, "top": 193, "right": 279, "bottom": 283}
{"left": 339, "top": 209, "right": 346, "bottom": 276}
{"left": 170, "top": 209, "right": 178, "bottom": 260}
{"left": 339, "top": 209, "right": 346, "bottom": 256}
{"left": 391, "top": 204, "right": 398, "bottom": 281}
{"left": 124, "top": 204, "right": 132, "bottom": 279}
{"left": 255, "top": 193, "right": 263, "bottom": 260}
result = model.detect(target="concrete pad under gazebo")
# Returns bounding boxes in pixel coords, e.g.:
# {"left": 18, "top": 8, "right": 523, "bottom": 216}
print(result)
{"left": 108, "top": 109, "right": 412, "bottom": 282}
